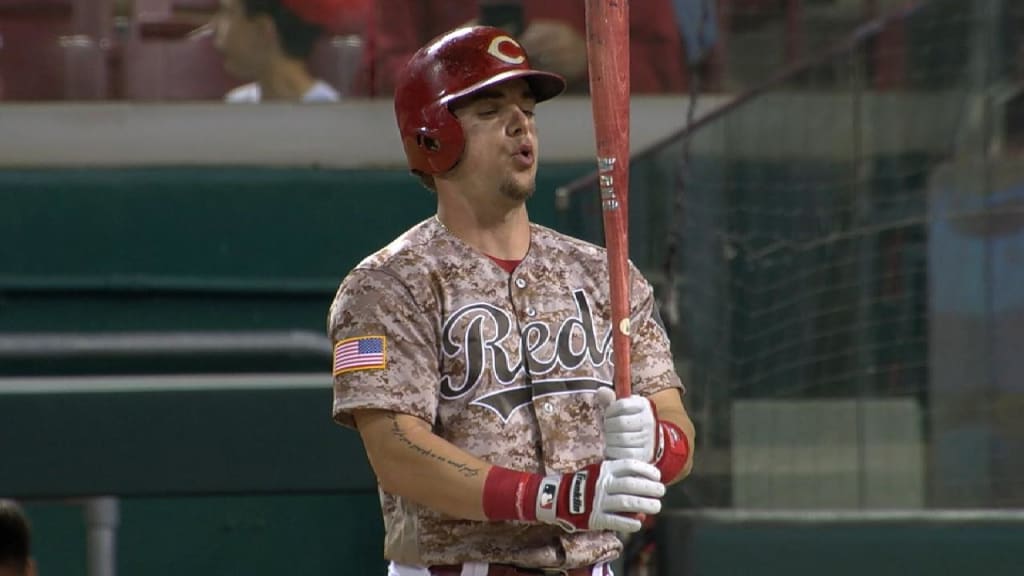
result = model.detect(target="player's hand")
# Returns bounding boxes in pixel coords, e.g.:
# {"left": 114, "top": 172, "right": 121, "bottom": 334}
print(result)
{"left": 597, "top": 387, "right": 659, "bottom": 463}
{"left": 534, "top": 459, "right": 664, "bottom": 534}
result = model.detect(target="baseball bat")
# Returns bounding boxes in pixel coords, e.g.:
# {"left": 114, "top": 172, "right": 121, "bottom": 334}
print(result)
{"left": 585, "top": 0, "right": 631, "bottom": 399}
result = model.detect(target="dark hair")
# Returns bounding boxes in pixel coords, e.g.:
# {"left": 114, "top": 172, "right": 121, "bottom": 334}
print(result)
{"left": 242, "top": 0, "right": 323, "bottom": 60}
{"left": 0, "top": 500, "right": 31, "bottom": 572}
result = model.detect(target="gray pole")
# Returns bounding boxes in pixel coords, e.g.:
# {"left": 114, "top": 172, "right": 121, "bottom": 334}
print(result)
{"left": 85, "top": 497, "right": 119, "bottom": 576}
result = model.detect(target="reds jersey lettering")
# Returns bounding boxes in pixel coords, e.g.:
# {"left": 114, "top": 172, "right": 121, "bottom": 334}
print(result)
{"left": 329, "top": 218, "right": 683, "bottom": 569}
{"left": 440, "top": 290, "right": 614, "bottom": 421}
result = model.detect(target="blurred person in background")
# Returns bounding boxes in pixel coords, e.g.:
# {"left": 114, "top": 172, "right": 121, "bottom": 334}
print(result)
{"left": 0, "top": 500, "right": 36, "bottom": 576}
{"left": 213, "top": 0, "right": 363, "bottom": 102}
{"left": 355, "top": 0, "right": 694, "bottom": 97}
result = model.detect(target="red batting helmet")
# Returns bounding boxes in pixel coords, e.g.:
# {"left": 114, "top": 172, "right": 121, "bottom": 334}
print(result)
{"left": 394, "top": 26, "right": 567, "bottom": 175}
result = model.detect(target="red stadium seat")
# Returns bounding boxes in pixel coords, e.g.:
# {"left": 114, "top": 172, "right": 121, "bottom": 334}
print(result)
{"left": 0, "top": 0, "right": 73, "bottom": 15}
{"left": 133, "top": 0, "right": 218, "bottom": 22}
{"left": 120, "top": 27, "right": 237, "bottom": 101}
{"left": 132, "top": 0, "right": 216, "bottom": 39}
{"left": 60, "top": 34, "right": 109, "bottom": 99}
{"left": 309, "top": 34, "right": 364, "bottom": 97}
{"left": 0, "top": 17, "right": 73, "bottom": 100}
{"left": 0, "top": 0, "right": 112, "bottom": 36}
{"left": 0, "top": 0, "right": 111, "bottom": 99}
{"left": 0, "top": 21, "right": 108, "bottom": 100}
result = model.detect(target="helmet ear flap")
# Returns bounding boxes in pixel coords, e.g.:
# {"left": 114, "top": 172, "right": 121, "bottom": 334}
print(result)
{"left": 415, "top": 103, "right": 465, "bottom": 175}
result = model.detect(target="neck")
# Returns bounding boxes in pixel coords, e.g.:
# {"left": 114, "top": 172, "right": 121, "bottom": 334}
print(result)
{"left": 436, "top": 204, "right": 531, "bottom": 260}
{"left": 257, "top": 55, "right": 316, "bottom": 101}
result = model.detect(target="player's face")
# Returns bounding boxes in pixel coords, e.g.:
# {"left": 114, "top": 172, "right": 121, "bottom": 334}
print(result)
{"left": 450, "top": 78, "right": 539, "bottom": 204}
{"left": 213, "top": 0, "right": 270, "bottom": 80}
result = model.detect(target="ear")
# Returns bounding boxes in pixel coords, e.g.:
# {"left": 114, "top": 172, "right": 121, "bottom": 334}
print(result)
{"left": 26, "top": 558, "right": 38, "bottom": 576}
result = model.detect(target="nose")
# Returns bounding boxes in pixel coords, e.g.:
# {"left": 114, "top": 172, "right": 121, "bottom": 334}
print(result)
{"left": 506, "top": 107, "right": 529, "bottom": 137}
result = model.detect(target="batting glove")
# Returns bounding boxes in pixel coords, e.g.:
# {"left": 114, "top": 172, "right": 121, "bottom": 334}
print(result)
{"left": 597, "top": 387, "right": 659, "bottom": 462}
{"left": 535, "top": 459, "right": 664, "bottom": 533}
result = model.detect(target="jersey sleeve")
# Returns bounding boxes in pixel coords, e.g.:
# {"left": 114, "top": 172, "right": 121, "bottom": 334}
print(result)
{"left": 328, "top": 268, "right": 439, "bottom": 428}
{"left": 628, "top": 263, "right": 685, "bottom": 397}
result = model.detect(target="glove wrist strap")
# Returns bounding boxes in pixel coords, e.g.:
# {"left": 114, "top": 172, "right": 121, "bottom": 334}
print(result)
{"left": 482, "top": 466, "right": 541, "bottom": 522}
{"left": 654, "top": 420, "right": 690, "bottom": 482}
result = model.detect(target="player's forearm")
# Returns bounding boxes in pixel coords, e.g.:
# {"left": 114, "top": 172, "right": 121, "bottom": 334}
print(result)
{"left": 354, "top": 410, "right": 492, "bottom": 521}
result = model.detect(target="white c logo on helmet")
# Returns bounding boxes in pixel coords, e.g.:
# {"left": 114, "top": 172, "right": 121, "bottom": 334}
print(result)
{"left": 487, "top": 36, "right": 526, "bottom": 64}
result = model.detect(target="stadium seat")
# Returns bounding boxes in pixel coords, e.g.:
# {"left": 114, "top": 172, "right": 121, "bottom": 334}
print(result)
{"left": 0, "top": 18, "right": 72, "bottom": 100}
{"left": 132, "top": 0, "right": 216, "bottom": 40}
{"left": 0, "top": 0, "right": 111, "bottom": 100}
{"left": 309, "top": 34, "right": 364, "bottom": 97}
{"left": 120, "top": 27, "right": 236, "bottom": 101}
{"left": 0, "top": 23, "right": 108, "bottom": 100}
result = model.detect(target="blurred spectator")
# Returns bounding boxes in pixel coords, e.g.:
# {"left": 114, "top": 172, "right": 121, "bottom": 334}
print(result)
{"left": 672, "top": 0, "right": 718, "bottom": 66}
{"left": 356, "top": 0, "right": 694, "bottom": 96}
{"left": 0, "top": 500, "right": 36, "bottom": 576}
{"left": 325, "top": 0, "right": 370, "bottom": 35}
{"left": 212, "top": 0, "right": 359, "bottom": 102}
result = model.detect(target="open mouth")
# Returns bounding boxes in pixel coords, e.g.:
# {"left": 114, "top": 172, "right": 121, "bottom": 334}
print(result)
{"left": 515, "top": 144, "right": 534, "bottom": 164}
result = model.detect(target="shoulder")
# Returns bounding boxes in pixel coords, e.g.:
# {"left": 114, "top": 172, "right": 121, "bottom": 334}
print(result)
{"left": 530, "top": 222, "right": 607, "bottom": 261}
{"left": 530, "top": 223, "right": 647, "bottom": 276}
{"left": 224, "top": 83, "right": 260, "bottom": 103}
{"left": 328, "top": 218, "right": 444, "bottom": 331}
{"left": 344, "top": 218, "right": 442, "bottom": 287}
{"left": 529, "top": 223, "right": 653, "bottom": 290}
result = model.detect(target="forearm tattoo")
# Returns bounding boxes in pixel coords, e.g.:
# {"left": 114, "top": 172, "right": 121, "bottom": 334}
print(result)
{"left": 388, "top": 414, "right": 481, "bottom": 478}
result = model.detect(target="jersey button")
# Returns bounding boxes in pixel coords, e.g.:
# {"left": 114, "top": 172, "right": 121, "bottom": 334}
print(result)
{"left": 526, "top": 306, "right": 537, "bottom": 317}
{"left": 515, "top": 277, "right": 527, "bottom": 289}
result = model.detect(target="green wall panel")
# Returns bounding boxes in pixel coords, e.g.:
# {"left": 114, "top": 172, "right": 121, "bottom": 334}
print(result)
{"left": 23, "top": 494, "right": 384, "bottom": 576}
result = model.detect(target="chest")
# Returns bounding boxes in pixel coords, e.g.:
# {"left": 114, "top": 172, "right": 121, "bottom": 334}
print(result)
{"left": 436, "top": 271, "right": 614, "bottom": 417}
{"left": 422, "top": 248, "right": 614, "bottom": 470}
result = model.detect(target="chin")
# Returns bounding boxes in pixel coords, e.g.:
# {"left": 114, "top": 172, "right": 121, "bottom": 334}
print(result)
{"left": 500, "top": 175, "right": 536, "bottom": 202}
{"left": 500, "top": 184, "right": 534, "bottom": 202}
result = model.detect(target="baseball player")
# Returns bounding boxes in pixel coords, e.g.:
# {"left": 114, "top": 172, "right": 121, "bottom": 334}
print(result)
{"left": 213, "top": 0, "right": 345, "bottom": 103}
{"left": 328, "top": 26, "right": 695, "bottom": 576}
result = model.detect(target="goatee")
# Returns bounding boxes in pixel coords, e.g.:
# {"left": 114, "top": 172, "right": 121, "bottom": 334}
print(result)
{"left": 499, "top": 176, "right": 535, "bottom": 202}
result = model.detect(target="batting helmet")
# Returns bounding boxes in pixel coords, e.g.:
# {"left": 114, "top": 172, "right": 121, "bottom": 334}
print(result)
{"left": 394, "top": 26, "right": 567, "bottom": 175}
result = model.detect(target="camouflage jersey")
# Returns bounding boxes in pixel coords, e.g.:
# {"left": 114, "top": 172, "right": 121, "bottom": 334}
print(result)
{"left": 328, "top": 217, "right": 683, "bottom": 570}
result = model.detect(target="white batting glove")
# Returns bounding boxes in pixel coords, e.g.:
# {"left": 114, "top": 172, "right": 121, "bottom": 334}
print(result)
{"left": 597, "top": 387, "right": 659, "bottom": 463}
{"left": 535, "top": 459, "right": 664, "bottom": 534}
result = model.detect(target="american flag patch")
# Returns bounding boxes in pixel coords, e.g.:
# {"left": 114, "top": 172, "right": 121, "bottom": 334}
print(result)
{"left": 332, "top": 336, "right": 386, "bottom": 376}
